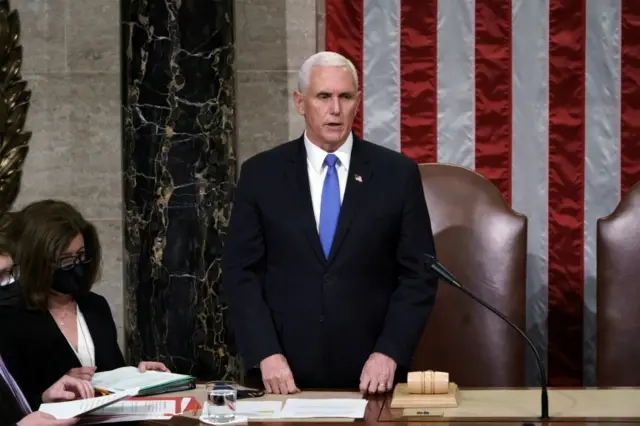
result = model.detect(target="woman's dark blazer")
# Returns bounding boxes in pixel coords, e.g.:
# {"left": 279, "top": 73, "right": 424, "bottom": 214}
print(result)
{"left": 0, "top": 291, "right": 126, "bottom": 410}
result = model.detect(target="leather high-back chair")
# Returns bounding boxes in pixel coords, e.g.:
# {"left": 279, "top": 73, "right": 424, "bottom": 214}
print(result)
{"left": 597, "top": 182, "right": 640, "bottom": 386}
{"left": 412, "top": 164, "right": 527, "bottom": 387}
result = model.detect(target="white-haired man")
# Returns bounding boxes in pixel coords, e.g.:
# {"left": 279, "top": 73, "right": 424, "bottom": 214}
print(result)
{"left": 223, "top": 51, "right": 438, "bottom": 394}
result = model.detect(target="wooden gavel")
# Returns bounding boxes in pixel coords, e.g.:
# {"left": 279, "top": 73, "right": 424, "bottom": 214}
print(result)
{"left": 406, "top": 370, "right": 449, "bottom": 394}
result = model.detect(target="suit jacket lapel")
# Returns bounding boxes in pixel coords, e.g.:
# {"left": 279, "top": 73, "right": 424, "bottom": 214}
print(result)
{"left": 44, "top": 310, "right": 82, "bottom": 369}
{"left": 327, "top": 136, "right": 372, "bottom": 264}
{"left": 284, "top": 138, "right": 326, "bottom": 263}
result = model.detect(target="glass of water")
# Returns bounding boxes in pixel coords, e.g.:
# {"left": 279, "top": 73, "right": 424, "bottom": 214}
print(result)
{"left": 205, "top": 381, "right": 238, "bottom": 423}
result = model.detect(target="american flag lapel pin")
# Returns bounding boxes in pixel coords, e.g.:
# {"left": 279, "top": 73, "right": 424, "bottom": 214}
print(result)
{"left": 355, "top": 174, "right": 363, "bottom": 183}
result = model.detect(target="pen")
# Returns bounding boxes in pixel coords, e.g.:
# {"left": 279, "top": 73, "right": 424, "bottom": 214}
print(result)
{"left": 403, "top": 410, "right": 444, "bottom": 417}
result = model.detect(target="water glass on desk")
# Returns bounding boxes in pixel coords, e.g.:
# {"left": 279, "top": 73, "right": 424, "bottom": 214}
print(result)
{"left": 205, "top": 381, "right": 238, "bottom": 423}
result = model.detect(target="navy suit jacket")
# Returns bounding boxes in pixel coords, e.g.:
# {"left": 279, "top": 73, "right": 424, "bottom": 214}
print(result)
{"left": 222, "top": 134, "right": 439, "bottom": 388}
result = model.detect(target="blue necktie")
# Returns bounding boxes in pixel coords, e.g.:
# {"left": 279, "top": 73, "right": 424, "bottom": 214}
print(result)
{"left": 319, "top": 154, "right": 341, "bottom": 259}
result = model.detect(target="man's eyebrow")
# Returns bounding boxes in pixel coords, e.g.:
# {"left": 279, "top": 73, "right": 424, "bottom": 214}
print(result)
{"left": 316, "top": 91, "right": 355, "bottom": 96}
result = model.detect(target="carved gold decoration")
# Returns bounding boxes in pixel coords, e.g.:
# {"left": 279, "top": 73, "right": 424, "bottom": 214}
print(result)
{"left": 0, "top": 0, "right": 30, "bottom": 216}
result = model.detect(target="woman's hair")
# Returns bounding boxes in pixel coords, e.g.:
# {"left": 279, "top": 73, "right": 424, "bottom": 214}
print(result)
{"left": 0, "top": 234, "right": 14, "bottom": 259}
{"left": 12, "top": 200, "right": 102, "bottom": 310}
{"left": 0, "top": 212, "right": 16, "bottom": 257}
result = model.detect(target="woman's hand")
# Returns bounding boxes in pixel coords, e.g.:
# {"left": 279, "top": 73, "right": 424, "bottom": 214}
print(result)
{"left": 66, "top": 366, "right": 97, "bottom": 381}
{"left": 17, "top": 411, "right": 77, "bottom": 426}
{"left": 42, "top": 375, "right": 94, "bottom": 402}
{"left": 138, "top": 361, "right": 170, "bottom": 372}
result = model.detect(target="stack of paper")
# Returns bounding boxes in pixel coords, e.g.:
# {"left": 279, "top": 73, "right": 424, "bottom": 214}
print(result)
{"left": 280, "top": 398, "right": 368, "bottom": 418}
{"left": 230, "top": 400, "right": 283, "bottom": 419}
{"left": 39, "top": 393, "right": 201, "bottom": 424}
{"left": 38, "top": 389, "right": 139, "bottom": 419}
{"left": 78, "top": 396, "right": 201, "bottom": 424}
{"left": 198, "top": 399, "right": 367, "bottom": 422}
{"left": 92, "top": 366, "right": 196, "bottom": 396}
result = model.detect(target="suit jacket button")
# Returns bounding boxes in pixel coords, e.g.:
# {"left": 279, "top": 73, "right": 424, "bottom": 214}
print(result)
{"left": 319, "top": 315, "right": 325, "bottom": 323}
{"left": 323, "top": 274, "right": 331, "bottom": 283}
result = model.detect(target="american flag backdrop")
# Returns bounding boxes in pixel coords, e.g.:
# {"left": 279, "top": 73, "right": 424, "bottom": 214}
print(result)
{"left": 324, "top": 0, "right": 640, "bottom": 386}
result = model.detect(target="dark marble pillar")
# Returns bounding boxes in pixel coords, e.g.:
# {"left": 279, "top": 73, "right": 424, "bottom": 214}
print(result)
{"left": 120, "top": 0, "right": 239, "bottom": 381}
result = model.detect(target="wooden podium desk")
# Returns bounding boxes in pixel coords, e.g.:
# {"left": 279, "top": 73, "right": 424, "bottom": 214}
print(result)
{"left": 138, "top": 386, "right": 640, "bottom": 426}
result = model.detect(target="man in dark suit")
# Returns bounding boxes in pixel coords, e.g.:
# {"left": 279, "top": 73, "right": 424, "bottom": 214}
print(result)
{"left": 1, "top": 363, "right": 93, "bottom": 426}
{"left": 223, "top": 51, "right": 438, "bottom": 395}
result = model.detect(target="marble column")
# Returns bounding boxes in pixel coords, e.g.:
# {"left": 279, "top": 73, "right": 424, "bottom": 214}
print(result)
{"left": 120, "top": 0, "right": 239, "bottom": 380}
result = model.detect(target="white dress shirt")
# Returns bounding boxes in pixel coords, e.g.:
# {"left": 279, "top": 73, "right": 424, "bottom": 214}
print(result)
{"left": 60, "top": 305, "right": 96, "bottom": 367}
{"left": 304, "top": 132, "right": 353, "bottom": 230}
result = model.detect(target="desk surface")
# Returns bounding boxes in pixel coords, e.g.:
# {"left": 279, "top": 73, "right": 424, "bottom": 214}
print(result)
{"left": 138, "top": 387, "right": 640, "bottom": 426}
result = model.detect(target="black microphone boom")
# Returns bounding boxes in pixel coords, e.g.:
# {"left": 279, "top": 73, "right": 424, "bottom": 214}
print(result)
{"left": 424, "top": 254, "right": 549, "bottom": 421}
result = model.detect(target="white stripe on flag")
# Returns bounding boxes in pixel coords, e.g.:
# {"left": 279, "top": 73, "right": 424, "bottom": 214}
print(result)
{"left": 584, "top": 0, "right": 621, "bottom": 387}
{"left": 436, "top": 0, "right": 475, "bottom": 168}
{"left": 511, "top": 0, "right": 550, "bottom": 386}
{"left": 362, "top": 0, "right": 401, "bottom": 151}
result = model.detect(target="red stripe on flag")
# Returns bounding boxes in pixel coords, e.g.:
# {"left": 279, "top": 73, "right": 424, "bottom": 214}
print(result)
{"left": 621, "top": 0, "right": 640, "bottom": 196}
{"left": 325, "top": 0, "right": 364, "bottom": 138}
{"left": 400, "top": 0, "right": 438, "bottom": 163}
{"left": 547, "top": 0, "right": 586, "bottom": 386}
{"left": 474, "top": 0, "right": 512, "bottom": 204}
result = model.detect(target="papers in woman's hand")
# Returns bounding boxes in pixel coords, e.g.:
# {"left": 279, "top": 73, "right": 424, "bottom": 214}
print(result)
{"left": 37, "top": 388, "right": 139, "bottom": 419}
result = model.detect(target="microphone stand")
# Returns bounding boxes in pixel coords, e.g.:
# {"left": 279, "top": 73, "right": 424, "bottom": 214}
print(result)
{"left": 424, "top": 254, "right": 549, "bottom": 421}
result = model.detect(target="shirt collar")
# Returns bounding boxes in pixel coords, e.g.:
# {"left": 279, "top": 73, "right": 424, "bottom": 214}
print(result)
{"left": 303, "top": 131, "right": 353, "bottom": 174}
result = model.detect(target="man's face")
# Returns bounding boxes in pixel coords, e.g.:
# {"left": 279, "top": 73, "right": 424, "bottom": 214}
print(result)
{"left": 0, "top": 254, "right": 14, "bottom": 286}
{"left": 294, "top": 66, "right": 360, "bottom": 151}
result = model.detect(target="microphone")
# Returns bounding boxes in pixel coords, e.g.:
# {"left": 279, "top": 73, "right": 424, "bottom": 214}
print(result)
{"left": 424, "top": 254, "right": 549, "bottom": 421}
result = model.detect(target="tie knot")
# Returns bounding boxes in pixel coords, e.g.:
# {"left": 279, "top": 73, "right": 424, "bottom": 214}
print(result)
{"left": 324, "top": 153, "right": 339, "bottom": 168}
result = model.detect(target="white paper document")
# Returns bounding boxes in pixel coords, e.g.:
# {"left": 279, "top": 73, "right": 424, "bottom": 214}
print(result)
{"left": 75, "top": 414, "right": 172, "bottom": 426}
{"left": 280, "top": 398, "right": 368, "bottom": 418}
{"left": 78, "top": 414, "right": 172, "bottom": 425}
{"left": 235, "top": 401, "right": 282, "bottom": 419}
{"left": 76, "top": 396, "right": 197, "bottom": 424}
{"left": 38, "top": 389, "right": 139, "bottom": 419}
{"left": 91, "top": 399, "right": 177, "bottom": 415}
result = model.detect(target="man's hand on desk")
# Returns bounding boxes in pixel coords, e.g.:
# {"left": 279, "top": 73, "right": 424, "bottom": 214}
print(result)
{"left": 360, "top": 352, "right": 396, "bottom": 394}
{"left": 260, "top": 354, "right": 300, "bottom": 394}
{"left": 138, "top": 361, "right": 170, "bottom": 372}
{"left": 42, "top": 374, "right": 94, "bottom": 402}
{"left": 17, "top": 412, "right": 77, "bottom": 426}
{"left": 66, "top": 366, "right": 96, "bottom": 381}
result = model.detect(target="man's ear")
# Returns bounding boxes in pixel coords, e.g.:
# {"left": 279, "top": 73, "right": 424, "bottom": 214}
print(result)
{"left": 293, "top": 91, "right": 305, "bottom": 116}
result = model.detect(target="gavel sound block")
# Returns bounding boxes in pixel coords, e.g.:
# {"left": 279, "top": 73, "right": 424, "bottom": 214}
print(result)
{"left": 390, "top": 370, "right": 459, "bottom": 408}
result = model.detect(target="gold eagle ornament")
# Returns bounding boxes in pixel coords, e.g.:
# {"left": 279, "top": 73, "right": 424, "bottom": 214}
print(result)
{"left": 0, "top": 0, "right": 30, "bottom": 216}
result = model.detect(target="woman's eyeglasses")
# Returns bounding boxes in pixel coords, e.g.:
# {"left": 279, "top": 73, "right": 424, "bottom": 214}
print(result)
{"left": 55, "top": 252, "right": 92, "bottom": 270}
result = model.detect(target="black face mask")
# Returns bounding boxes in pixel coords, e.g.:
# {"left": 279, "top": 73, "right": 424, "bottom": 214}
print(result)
{"left": 51, "top": 263, "right": 88, "bottom": 297}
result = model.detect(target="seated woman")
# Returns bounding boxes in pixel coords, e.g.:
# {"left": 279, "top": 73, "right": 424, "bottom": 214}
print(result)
{"left": 0, "top": 199, "right": 169, "bottom": 410}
